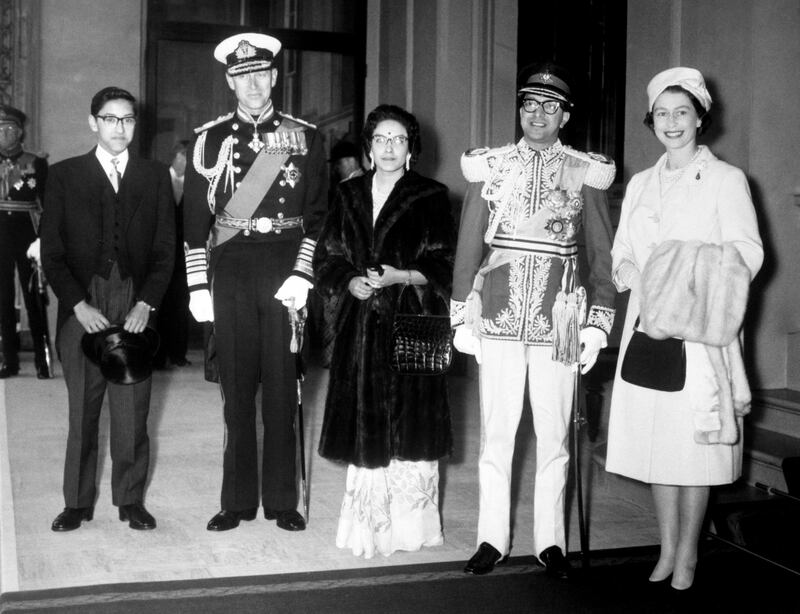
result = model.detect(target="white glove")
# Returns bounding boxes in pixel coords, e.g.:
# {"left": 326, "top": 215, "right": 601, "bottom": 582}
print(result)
{"left": 579, "top": 327, "right": 607, "bottom": 374}
{"left": 453, "top": 325, "right": 482, "bottom": 365}
{"left": 274, "top": 275, "right": 313, "bottom": 310}
{"left": 189, "top": 289, "right": 214, "bottom": 322}
{"left": 26, "top": 238, "right": 41, "bottom": 263}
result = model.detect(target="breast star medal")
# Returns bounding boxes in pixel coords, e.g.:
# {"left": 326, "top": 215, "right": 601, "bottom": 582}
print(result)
{"left": 280, "top": 162, "right": 301, "bottom": 188}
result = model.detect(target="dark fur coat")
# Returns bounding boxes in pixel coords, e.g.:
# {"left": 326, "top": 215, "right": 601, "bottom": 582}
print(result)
{"left": 314, "top": 170, "right": 456, "bottom": 468}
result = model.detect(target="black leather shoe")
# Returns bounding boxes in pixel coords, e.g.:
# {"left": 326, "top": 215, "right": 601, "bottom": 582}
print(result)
{"left": 464, "top": 542, "right": 508, "bottom": 575}
{"left": 539, "top": 546, "right": 571, "bottom": 580}
{"left": 51, "top": 507, "right": 93, "bottom": 531}
{"left": 207, "top": 508, "right": 257, "bottom": 531}
{"left": 0, "top": 363, "right": 19, "bottom": 379}
{"left": 119, "top": 503, "right": 156, "bottom": 530}
{"left": 264, "top": 508, "right": 306, "bottom": 531}
{"left": 35, "top": 362, "right": 51, "bottom": 379}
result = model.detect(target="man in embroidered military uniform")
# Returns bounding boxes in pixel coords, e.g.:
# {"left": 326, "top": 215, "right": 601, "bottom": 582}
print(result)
{"left": 451, "top": 63, "right": 616, "bottom": 578}
{"left": 0, "top": 104, "right": 51, "bottom": 379}
{"left": 183, "top": 33, "right": 327, "bottom": 532}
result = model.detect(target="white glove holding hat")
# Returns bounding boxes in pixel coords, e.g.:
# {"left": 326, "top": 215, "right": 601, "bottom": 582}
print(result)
{"left": 274, "top": 275, "right": 313, "bottom": 310}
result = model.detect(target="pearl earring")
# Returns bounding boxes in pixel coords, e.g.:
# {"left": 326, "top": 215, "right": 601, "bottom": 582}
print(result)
{"left": 370, "top": 153, "right": 375, "bottom": 170}
{"left": 405, "top": 154, "right": 411, "bottom": 171}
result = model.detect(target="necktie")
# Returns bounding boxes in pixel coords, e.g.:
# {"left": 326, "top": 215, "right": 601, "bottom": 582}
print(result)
{"left": 110, "top": 157, "right": 121, "bottom": 192}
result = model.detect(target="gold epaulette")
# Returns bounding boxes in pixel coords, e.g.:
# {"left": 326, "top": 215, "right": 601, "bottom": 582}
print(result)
{"left": 460, "top": 143, "right": 515, "bottom": 183}
{"left": 563, "top": 146, "right": 616, "bottom": 190}
{"left": 278, "top": 111, "right": 316, "bottom": 129}
{"left": 193, "top": 112, "right": 235, "bottom": 134}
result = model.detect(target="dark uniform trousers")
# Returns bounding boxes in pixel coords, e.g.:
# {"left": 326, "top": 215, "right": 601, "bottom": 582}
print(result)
{"left": 0, "top": 211, "right": 46, "bottom": 364}
{"left": 58, "top": 266, "right": 151, "bottom": 508}
{"left": 0, "top": 149, "right": 48, "bottom": 368}
{"left": 213, "top": 241, "right": 297, "bottom": 511}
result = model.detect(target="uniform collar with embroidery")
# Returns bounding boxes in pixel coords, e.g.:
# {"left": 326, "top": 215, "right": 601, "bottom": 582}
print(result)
{"left": 517, "top": 138, "right": 563, "bottom": 164}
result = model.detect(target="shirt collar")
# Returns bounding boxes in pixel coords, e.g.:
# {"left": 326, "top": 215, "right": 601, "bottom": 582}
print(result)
{"left": 95, "top": 146, "right": 129, "bottom": 175}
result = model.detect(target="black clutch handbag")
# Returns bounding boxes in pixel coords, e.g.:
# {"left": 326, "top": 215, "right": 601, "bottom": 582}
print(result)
{"left": 620, "top": 318, "right": 686, "bottom": 392}
{"left": 389, "top": 285, "right": 453, "bottom": 376}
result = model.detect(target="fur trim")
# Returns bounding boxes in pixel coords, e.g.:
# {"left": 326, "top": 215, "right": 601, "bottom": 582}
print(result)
{"left": 639, "top": 240, "right": 750, "bottom": 346}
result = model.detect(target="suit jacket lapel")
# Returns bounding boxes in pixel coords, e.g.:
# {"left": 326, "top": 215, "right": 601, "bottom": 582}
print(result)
{"left": 118, "top": 155, "right": 145, "bottom": 226}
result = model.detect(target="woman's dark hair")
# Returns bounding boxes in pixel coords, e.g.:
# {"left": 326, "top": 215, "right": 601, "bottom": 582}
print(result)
{"left": 361, "top": 104, "right": 421, "bottom": 166}
{"left": 643, "top": 85, "right": 711, "bottom": 136}
{"left": 90, "top": 87, "right": 137, "bottom": 117}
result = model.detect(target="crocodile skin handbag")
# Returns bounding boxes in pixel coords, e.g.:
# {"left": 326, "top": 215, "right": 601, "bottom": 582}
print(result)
{"left": 389, "top": 286, "right": 453, "bottom": 376}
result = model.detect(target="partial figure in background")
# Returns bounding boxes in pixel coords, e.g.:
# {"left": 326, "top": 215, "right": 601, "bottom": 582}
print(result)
{"left": 450, "top": 63, "right": 617, "bottom": 579}
{"left": 0, "top": 104, "right": 51, "bottom": 379}
{"left": 183, "top": 33, "right": 327, "bottom": 533}
{"left": 606, "top": 67, "right": 763, "bottom": 591}
{"left": 329, "top": 139, "right": 365, "bottom": 184}
{"left": 154, "top": 140, "right": 191, "bottom": 369}
{"left": 41, "top": 86, "right": 174, "bottom": 532}
{"left": 314, "top": 104, "right": 455, "bottom": 558}
{"left": 308, "top": 138, "right": 366, "bottom": 367}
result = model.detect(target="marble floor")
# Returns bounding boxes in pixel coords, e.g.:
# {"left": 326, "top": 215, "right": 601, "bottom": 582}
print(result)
{"left": 0, "top": 349, "right": 658, "bottom": 594}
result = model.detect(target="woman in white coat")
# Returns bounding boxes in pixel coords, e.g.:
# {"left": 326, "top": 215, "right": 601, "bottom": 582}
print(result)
{"left": 606, "top": 67, "right": 763, "bottom": 591}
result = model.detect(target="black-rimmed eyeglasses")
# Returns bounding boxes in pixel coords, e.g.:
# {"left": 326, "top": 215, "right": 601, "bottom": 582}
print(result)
{"left": 521, "top": 99, "right": 561, "bottom": 115}
{"left": 96, "top": 115, "right": 137, "bottom": 128}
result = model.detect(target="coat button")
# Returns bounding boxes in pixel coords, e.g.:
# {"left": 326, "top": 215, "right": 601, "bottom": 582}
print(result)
{"left": 232, "top": 123, "right": 239, "bottom": 130}
{"left": 278, "top": 197, "right": 285, "bottom": 204}
{"left": 279, "top": 180, "right": 285, "bottom": 187}
{"left": 233, "top": 152, "right": 240, "bottom": 159}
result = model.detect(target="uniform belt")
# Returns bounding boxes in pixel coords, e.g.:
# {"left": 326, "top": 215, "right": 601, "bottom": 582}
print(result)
{"left": 215, "top": 214, "right": 303, "bottom": 235}
{"left": 0, "top": 200, "right": 39, "bottom": 213}
{"left": 490, "top": 234, "right": 578, "bottom": 258}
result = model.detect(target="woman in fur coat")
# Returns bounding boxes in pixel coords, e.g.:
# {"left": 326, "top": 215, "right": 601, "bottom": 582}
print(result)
{"left": 313, "top": 105, "right": 456, "bottom": 558}
{"left": 606, "top": 67, "right": 763, "bottom": 591}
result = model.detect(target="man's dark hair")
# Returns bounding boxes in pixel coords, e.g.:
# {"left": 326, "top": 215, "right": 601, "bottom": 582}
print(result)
{"left": 643, "top": 85, "right": 712, "bottom": 136}
{"left": 361, "top": 104, "right": 421, "bottom": 165}
{"left": 90, "top": 87, "right": 137, "bottom": 116}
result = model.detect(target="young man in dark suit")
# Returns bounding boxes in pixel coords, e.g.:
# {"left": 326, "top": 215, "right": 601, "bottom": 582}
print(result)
{"left": 41, "top": 87, "right": 174, "bottom": 531}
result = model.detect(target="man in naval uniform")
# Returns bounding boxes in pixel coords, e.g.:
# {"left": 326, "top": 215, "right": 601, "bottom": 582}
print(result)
{"left": 0, "top": 104, "right": 51, "bottom": 379}
{"left": 451, "top": 63, "right": 616, "bottom": 578}
{"left": 184, "top": 33, "right": 327, "bottom": 532}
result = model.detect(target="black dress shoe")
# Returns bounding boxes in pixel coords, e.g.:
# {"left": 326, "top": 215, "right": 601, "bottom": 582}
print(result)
{"left": 35, "top": 363, "right": 52, "bottom": 379}
{"left": 51, "top": 507, "right": 93, "bottom": 531}
{"left": 207, "top": 508, "right": 257, "bottom": 531}
{"left": 464, "top": 542, "right": 508, "bottom": 575}
{"left": 264, "top": 508, "right": 306, "bottom": 531}
{"left": 119, "top": 503, "right": 156, "bottom": 530}
{"left": 0, "top": 363, "right": 19, "bottom": 379}
{"left": 539, "top": 545, "right": 571, "bottom": 580}
{"left": 171, "top": 357, "right": 191, "bottom": 367}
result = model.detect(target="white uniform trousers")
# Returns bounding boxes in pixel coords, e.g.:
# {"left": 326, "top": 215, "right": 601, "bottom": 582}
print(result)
{"left": 477, "top": 339, "right": 575, "bottom": 557}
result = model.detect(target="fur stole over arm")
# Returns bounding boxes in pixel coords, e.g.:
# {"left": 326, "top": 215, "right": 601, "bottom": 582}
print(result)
{"left": 639, "top": 240, "right": 753, "bottom": 445}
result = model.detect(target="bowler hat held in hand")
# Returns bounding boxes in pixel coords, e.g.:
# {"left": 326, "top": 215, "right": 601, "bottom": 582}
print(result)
{"left": 81, "top": 326, "right": 160, "bottom": 385}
